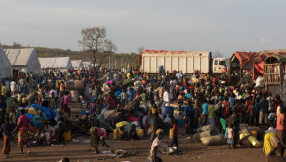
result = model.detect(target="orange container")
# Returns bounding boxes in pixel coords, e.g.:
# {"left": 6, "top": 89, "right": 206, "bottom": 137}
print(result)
{"left": 222, "top": 68, "right": 227, "bottom": 73}
{"left": 27, "top": 125, "right": 38, "bottom": 132}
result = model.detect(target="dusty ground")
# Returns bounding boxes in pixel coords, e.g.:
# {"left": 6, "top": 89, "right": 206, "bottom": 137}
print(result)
{"left": 0, "top": 104, "right": 268, "bottom": 162}
{"left": 0, "top": 127, "right": 267, "bottom": 162}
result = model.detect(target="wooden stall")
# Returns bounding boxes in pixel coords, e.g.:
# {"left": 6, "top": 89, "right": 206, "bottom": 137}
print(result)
{"left": 264, "top": 54, "right": 286, "bottom": 103}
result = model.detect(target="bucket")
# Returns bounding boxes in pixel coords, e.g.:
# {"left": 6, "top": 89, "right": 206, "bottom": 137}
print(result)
{"left": 64, "top": 131, "right": 71, "bottom": 141}
{"left": 136, "top": 129, "right": 144, "bottom": 138}
{"left": 161, "top": 106, "right": 174, "bottom": 120}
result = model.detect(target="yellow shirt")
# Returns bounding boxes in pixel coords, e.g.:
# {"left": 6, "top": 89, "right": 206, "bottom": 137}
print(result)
{"left": 1, "top": 86, "right": 7, "bottom": 97}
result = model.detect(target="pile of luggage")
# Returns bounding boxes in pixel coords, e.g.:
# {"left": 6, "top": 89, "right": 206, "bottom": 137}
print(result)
{"left": 194, "top": 125, "right": 225, "bottom": 146}
{"left": 65, "top": 80, "right": 84, "bottom": 102}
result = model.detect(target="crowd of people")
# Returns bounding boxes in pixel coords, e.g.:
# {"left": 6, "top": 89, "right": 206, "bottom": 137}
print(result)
{"left": 0, "top": 66, "right": 285, "bottom": 161}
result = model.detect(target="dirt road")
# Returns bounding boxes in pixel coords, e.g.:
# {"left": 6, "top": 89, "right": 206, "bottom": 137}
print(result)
{"left": 0, "top": 127, "right": 267, "bottom": 162}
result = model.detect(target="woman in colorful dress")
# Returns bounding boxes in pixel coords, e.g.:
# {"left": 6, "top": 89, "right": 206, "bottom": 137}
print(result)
{"left": 12, "top": 109, "right": 33, "bottom": 154}
{"left": 90, "top": 127, "right": 110, "bottom": 154}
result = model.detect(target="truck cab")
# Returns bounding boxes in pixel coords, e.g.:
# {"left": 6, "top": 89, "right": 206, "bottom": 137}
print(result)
{"left": 213, "top": 58, "right": 228, "bottom": 73}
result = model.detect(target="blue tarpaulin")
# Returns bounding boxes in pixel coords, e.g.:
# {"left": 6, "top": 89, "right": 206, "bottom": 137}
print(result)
{"left": 29, "top": 104, "right": 52, "bottom": 120}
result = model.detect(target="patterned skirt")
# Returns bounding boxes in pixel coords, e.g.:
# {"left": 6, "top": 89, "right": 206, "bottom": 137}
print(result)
{"left": 90, "top": 127, "right": 99, "bottom": 148}
{"left": 18, "top": 129, "right": 28, "bottom": 146}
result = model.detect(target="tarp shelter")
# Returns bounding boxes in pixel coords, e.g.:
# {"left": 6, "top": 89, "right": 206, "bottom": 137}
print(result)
{"left": 4, "top": 48, "right": 42, "bottom": 74}
{"left": 39, "top": 57, "right": 72, "bottom": 72}
{"left": 230, "top": 51, "right": 259, "bottom": 85}
{"left": 0, "top": 44, "right": 12, "bottom": 81}
{"left": 71, "top": 60, "right": 83, "bottom": 70}
{"left": 82, "top": 61, "right": 92, "bottom": 70}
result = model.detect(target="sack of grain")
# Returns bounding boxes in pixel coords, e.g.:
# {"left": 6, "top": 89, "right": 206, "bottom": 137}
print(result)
{"left": 74, "top": 80, "right": 84, "bottom": 90}
{"left": 65, "top": 81, "right": 74, "bottom": 90}
{"left": 201, "top": 135, "right": 226, "bottom": 146}
{"left": 197, "top": 125, "right": 217, "bottom": 132}
{"left": 194, "top": 129, "right": 218, "bottom": 141}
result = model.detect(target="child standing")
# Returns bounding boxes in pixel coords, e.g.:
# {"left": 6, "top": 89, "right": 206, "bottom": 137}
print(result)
{"left": 0, "top": 117, "right": 14, "bottom": 159}
{"left": 227, "top": 123, "right": 234, "bottom": 150}
{"left": 169, "top": 119, "right": 178, "bottom": 150}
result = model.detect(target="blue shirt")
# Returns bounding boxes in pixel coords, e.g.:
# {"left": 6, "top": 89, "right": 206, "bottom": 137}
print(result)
{"left": 255, "top": 102, "right": 260, "bottom": 113}
{"left": 185, "top": 105, "right": 194, "bottom": 117}
{"left": 128, "top": 91, "right": 135, "bottom": 99}
{"left": 115, "top": 89, "right": 123, "bottom": 98}
{"left": 202, "top": 103, "right": 209, "bottom": 114}
{"left": 176, "top": 73, "right": 181, "bottom": 80}
{"left": 185, "top": 93, "right": 191, "bottom": 100}
{"left": 228, "top": 97, "right": 235, "bottom": 107}
{"left": 219, "top": 96, "right": 224, "bottom": 101}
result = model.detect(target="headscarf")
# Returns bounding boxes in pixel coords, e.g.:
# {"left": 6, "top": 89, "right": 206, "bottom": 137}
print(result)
{"left": 156, "top": 128, "right": 164, "bottom": 135}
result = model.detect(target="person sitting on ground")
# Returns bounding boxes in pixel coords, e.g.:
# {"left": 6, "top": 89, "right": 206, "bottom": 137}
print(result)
{"left": 128, "top": 124, "right": 139, "bottom": 140}
{"left": 119, "top": 127, "right": 128, "bottom": 140}
{"left": 54, "top": 123, "right": 65, "bottom": 144}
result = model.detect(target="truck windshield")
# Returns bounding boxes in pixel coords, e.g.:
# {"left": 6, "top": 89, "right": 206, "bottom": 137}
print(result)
{"left": 219, "top": 60, "right": 225, "bottom": 65}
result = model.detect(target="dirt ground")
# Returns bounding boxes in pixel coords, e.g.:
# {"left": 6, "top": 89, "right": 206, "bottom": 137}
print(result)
{"left": 0, "top": 127, "right": 268, "bottom": 162}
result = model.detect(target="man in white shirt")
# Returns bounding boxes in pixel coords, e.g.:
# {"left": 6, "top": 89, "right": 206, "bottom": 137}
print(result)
{"left": 49, "top": 87, "right": 58, "bottom": 98}
{"left": 163, "top": 89, "right": 170, "bottom": 106}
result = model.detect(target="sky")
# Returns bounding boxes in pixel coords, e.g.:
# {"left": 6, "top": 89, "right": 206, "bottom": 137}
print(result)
{"left": 0, "top": 0, "right": 286, "bottom": 57}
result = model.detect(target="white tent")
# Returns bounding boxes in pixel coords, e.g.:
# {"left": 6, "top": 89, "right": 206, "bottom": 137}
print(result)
{"left": 4, "top": 48, "right": 42, "bottom": 74}
{"left": 39, "top": 57, "right": 72, "bottom": 72}
{"left": 0, "top": 44, "right": 12, "bottom": 81}
{"left": 82, "top": 61, "right": 92, "bottom": 70}
{"left": 71, "top": 60, "right": 84, "bottom": 70}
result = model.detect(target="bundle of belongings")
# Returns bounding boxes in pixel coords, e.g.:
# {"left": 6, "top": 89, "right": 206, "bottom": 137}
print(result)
{"left": 194, "top": 125, "right": 225, "bottom": 146}
{"left": 16, "top": 104, "right": 59, "bottom": 129}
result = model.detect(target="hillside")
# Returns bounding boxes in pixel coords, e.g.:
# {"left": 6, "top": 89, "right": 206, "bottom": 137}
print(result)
{"left": 2, "top": 43, "right": 140, "bottom": 69}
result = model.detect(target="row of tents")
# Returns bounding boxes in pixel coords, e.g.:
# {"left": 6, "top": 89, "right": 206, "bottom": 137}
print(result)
{"left": 0, "top": 43, "right": 94, "bottom": 81}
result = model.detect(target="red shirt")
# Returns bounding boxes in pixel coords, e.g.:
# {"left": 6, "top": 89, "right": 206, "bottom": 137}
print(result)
{"left": 246, "top": 100, "right": 251, "bottom": 112}
{"left": 222, "top": 101, "right": 231, "bottom": 114}
{"left": 173, "top": 125, "right": 178, "bottom": 136}
{"left": 188, "top": 86, "right": 194, "bottom": 90}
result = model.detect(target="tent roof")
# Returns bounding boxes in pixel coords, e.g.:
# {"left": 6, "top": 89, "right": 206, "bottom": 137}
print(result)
{"left": 39, "top": 57, "right": 71, "bottom": 69}
{"left": 0, "top": 44, "right": 13, "bottom": 79}
{"left": 4, "top": 48, "right": 36, "bottom": 66}
{"left": 231, "top": 51, "right": 258, "bottom": 68}
{"left": 71, "top": 60, "right": 82, "bottom": 67}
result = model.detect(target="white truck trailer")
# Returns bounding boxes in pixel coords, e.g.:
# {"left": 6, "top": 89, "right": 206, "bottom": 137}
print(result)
{"left": 140, "top": 50, "right": 227, "bottom": 74}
